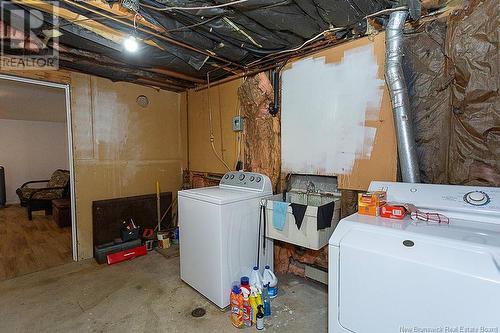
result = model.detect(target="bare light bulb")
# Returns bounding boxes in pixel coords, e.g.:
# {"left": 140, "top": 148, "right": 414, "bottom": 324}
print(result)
{"left": 124, "top": 35, "right": 139, "bottom": 53}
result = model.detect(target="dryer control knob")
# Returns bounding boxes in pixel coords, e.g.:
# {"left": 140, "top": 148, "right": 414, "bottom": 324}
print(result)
{"left": 464, "top": 191, "right": 489, "bottom": 206}
{"left": 239, "top": 174, "right": 245, "bottom": 181}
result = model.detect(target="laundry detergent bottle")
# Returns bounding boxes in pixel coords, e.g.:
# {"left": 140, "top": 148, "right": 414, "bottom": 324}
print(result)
{"left": 262, "top": 265, "right": 278, "bottom": 298}
{"left": 230, "top": 285, "right": 244, "bottom": 328}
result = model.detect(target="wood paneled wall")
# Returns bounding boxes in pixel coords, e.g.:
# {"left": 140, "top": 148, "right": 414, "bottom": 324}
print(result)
{"left": 0, "top": 68, "right": 186, "bottom": 259}
{"left": 186, "top": 79, "right": 243, "bottom": 174}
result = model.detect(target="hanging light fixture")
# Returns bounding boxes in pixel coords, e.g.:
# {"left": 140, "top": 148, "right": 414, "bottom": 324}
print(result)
{"left": 123, "top": 35, "right": 139, "bottom": 52}
{"left": 123, "top": 11, "right": 140, "bottom": 53}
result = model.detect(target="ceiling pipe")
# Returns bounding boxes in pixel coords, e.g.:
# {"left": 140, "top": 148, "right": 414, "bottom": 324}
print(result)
{"left": 385, "top": 10, "right": 420, "bottom": 183}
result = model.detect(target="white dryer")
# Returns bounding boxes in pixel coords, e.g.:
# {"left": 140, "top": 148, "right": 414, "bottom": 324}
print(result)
{"left": 179, "top": 171, "right": 273, "bottom": 309}
{"left": 329, "top": 181, "right": 500, "bottom": 333}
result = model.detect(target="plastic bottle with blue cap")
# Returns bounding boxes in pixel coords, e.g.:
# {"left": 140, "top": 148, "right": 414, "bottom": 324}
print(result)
{"left": 262, "top": 265, "right": 278, "bottom": 298}
{"left": 250, "top": 266, "right": 263, "bottom": 290}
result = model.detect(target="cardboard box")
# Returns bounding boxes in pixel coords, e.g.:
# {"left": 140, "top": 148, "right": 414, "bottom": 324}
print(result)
{"left": 358, "top": 191, "right": 387, "bottom": 216}
{"left": 380, "top": 205, "right": 407, "bottom": 219}
{"left": 358, "top": 191, "right": 387, "bottom": 205}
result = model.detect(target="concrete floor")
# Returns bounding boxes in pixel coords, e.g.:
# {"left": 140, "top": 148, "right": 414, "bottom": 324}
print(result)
{"left": 0, "top": 248, "right": 327, "bottom": 333}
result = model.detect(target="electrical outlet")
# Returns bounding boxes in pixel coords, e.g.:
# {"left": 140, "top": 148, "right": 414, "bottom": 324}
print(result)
{"left": 232, "top": 116, "right": 243, "bottom": 132}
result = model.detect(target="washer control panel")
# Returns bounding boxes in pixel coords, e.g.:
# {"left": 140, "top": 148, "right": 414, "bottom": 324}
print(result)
{"left": 368, "top": 181, "right": 500, "bottom": 224}
{"left": 220, "top": 171, "right": 272, "bottom": 192}
{"left": 463, "top": 191, "right": 490, "bottom": 206}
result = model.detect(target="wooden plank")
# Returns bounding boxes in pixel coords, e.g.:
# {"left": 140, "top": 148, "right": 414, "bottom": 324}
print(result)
{"left": 136, "top": 78, "right": 186, "bottom": 92}
{"left": 337, "top": 34, "right": 397, "bottom": 190}
{"left": 187, "top": 79, "right": 243, "bottom": 173}
{"left": 149, "top": 67, "right": 205, "bottom": 84}
{"left": 0, "top": 64, "right": 71, "bottom": 84}
{"left": 62, "top": 0, "right": 244, "bottom": 70}
{"left": 82, "top": 0, "right": 169, "bottom": 36}
{"left": 17, "top": 0, "right": 163, "bottom": 51}
{"left": 17, "top": 0, "right": 123, "bottom": 44}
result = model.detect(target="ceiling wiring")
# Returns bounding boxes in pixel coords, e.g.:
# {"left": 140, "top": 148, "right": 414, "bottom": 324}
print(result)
{"left": 165, "top": 16, "right": 221, "bottom": 32}
{"left": 363, "top": 6, "right": 408, "bottom": 19}
{"left": 142, "top": 0, "right": 249, "bottom": 11}
{"left": 2, "top": 0, "right": 424, "bottom": 89}
{"left": 61, "top": 0, "right": 245, "bottom": 66}
{"left": 245, "top": 6, "right": 409, "bottom": 67}
{"left": 246, "top": 27, "right": 346, "bottom": 66}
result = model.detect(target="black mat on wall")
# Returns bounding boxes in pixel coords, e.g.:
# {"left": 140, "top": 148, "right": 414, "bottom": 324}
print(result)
{"left": 92, "top": 192, "right": 172, "bottom": 249}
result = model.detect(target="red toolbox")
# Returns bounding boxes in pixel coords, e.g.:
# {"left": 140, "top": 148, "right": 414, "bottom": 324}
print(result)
{"left": 107, "top": 245, "right": 147, "bottom": 265}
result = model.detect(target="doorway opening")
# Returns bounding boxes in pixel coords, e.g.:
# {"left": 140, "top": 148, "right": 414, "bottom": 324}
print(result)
{"left": 0, "top": 74, "right": 77, "bottom": 281}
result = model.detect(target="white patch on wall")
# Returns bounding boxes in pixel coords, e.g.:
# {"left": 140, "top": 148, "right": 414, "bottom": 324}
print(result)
{"left": 281, "top": 43, "right": 384, "bottom": 175}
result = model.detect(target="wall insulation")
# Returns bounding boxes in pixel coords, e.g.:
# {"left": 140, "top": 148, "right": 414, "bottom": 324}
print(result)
{"left": 404, "top": 0, "right": 499, "bottom": 186}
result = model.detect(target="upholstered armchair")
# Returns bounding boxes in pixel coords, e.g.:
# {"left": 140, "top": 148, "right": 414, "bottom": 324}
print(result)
{"left": 16, "top": 169, "right": 70, "bottom": 220}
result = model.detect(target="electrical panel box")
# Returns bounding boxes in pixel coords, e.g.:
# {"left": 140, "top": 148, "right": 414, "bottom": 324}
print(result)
{"left": 232, "top": 115, "right": 243, "bottom": 132}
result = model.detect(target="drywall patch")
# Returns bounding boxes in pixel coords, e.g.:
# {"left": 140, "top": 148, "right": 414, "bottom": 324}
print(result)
{"left": 281, "top": 43, "right": 384, "bottom": 175}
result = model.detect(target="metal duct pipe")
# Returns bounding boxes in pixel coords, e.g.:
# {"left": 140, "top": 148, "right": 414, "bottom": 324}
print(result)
{"left": 385, "top": 11, "right": 421, "bottom": 183}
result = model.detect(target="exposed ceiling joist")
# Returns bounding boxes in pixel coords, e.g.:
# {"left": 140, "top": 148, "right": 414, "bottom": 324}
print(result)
{"left": 59, "top": 47, "right": 194, "bottom": 87}
{"left": 61, "top": 0, "right": 244, "bottom": 70}
{"left": 83, "top": 0, "right": 170, "bottom": 36}
{"left": 148, "top": 67, "right": 206, "bottom": 84}
{"left": 16, "top": 0, "right": 166, "bottom": 51}
{"left": 1, "top": 0, "right": 447, "bottom": 92}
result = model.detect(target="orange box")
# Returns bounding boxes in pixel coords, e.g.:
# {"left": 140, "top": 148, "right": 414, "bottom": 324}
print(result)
{"left": 358, "top": 191, "right": 387, "bottom": 216}
{"left": 380, "top": 204, "right": 407, "bottom": 219}
{"left": 358, "top": 204, "right": 382, "bottom": 216}
{"left": 358, "top": 191, "right": 387, "bottom": 205}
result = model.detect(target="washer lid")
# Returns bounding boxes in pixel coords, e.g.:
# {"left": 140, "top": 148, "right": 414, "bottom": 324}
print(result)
{"left": 178, "top": 186, "right": 270, "bottom": 205}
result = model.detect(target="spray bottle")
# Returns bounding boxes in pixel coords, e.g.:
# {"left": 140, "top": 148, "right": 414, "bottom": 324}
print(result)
{"left": 262, "top": 283, "right": 272, "bottom": 317}
{"left": 249, "top": 286, "right": 262, "bottom": 324}
{"left": 241, "top": 287, "right": 252, "bottom": 327}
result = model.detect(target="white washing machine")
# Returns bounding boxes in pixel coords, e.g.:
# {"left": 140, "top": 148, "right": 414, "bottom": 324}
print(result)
{"left": 329, "top": 181, "right": 500, "bottom": 333}
{"left": 179, "top": 171, "right": 273, "bottom": 309}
